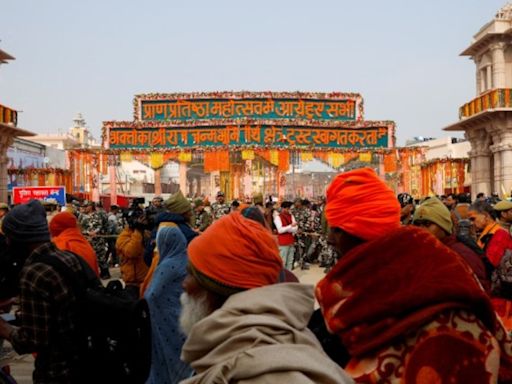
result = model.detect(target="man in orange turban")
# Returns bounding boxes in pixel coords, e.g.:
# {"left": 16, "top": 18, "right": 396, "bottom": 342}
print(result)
{"left": 312, "top": 168, "right": 512, "bottom": 383}
{"left": 49, "top": 212, "right": 99, "bottom": 276}
{"left": 325, "top": 167, "right": 401, "bottom": 241}
{"left": 179, "top": 212, "right": 351, "bottom": 383}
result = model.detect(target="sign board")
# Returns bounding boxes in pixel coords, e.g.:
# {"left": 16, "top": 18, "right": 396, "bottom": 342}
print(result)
{"left": 140, "top": 98, "right": 358, "bottom": 122}
{"left": 12, "top": 186, "right": 66, "bottom": 205}
{"left": 109, "top": 125, "right": 389, "bottom": 149}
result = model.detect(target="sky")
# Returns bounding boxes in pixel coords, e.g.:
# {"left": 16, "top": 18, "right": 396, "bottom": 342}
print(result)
{"left": 0, "top": 0, "right": 507, "bottom": 146}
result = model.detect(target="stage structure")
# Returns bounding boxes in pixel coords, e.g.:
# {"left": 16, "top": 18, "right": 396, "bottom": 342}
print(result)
{"left": 90, "top": 91, "right": 424, "bottom": 203}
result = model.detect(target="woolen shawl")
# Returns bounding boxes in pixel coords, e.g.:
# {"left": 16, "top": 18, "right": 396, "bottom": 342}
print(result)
{"left": 144, "top": 226, "right": 192, "bottom": 384}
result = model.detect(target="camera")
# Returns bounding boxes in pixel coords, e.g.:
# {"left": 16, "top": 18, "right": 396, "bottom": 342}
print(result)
{"left": 124, "top": 208, "right": 144, "bottom": 229}
{"left": 124, "top": 208, "right": 155, "bottom": 233}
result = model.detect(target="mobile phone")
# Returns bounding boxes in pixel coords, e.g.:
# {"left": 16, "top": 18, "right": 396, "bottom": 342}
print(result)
{"left": 0, "top": 313, "right": 15, "bottom": 322}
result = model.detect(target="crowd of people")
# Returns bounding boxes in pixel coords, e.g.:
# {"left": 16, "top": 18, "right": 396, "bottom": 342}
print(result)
{"left": 1, "top": 168, "right": 512, "bottom": 382}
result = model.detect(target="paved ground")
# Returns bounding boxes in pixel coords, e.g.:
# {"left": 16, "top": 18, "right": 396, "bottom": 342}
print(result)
{"left": 2, "top": 265, "right": 327, "bottom": 383}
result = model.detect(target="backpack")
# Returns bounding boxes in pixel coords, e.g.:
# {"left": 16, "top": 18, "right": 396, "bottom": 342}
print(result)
{"left": 453, "top": 209, "right": 473, "bottom": 242}
{"left": 37, "top": 252, "right": 151, "bottom": 384}
{"left": 490, "top": 249, "right": 512, "bottom": 299}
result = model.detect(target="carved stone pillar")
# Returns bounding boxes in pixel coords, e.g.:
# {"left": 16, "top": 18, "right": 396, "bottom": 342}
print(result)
{"left": 500, "top": 131, "right": 512, "bottom": 195}
{"left": 489, "top": 127, "right": 503, "bottom": 193}
{"left": 491, "top": 42, "right": 507, "bottom": 89}
{"left": 466, "top": 129, "right": 492, "bottom": 199}
{"left": 476, "top": 60, "right": 482, "bottom": 94}
{"left": 487, "top": 66, "right": 493, "bottom": 90}
{"left": 490, "top": 145, "right": 502, "bottom": 193}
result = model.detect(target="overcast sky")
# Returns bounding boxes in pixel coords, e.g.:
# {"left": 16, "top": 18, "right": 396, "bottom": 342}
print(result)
{"left": 0, "top": 0, "right": 506, "bottom": 145}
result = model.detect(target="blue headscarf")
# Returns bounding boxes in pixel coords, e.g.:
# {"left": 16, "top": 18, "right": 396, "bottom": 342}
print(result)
{"left": 143, "top": 212, "right": 198, "bottom": 266}
{"left": 144, "top": 226, "right": 192, "bottom": 384}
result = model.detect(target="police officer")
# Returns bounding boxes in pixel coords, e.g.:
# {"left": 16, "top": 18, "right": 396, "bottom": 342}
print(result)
{"left": 80, "top": 201, "right": 110, "bottom": 279}
{"left": 211, "top": 191, "right": 230, "bottom": 221}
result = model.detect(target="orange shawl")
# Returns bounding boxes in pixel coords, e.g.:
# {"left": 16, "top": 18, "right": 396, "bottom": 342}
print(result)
{"left": 52, "top": 227, "right": 99, "bottom": 276}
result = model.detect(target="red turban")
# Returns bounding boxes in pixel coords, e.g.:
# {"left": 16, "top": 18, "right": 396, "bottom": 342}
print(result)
{"left": 188, "top": 212, "right": 283, "bottom": 295}
{"left": 49, "top": 212, "right": 78, "bottom": 237}
{"left": 325, "top": 167, "right": 400, "bottom": 241}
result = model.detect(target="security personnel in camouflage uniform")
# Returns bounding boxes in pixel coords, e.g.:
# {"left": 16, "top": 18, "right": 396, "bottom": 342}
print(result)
{"left": 305, "top": 204, "right": 322, "bottom": 262}
{"left": 318, "top": 208, "right": 337, "bottom": 273}
{"left": 291, "top": 198, "right": 312, "bottom": 270}
{"left": 79, "top": 201, "right": 110, "bottom": 279}
{"left": 211, "top": 191, "right": 230, "bottom": 221}
{"left": 193, "top": 199, "right": 212, "bottom": 233}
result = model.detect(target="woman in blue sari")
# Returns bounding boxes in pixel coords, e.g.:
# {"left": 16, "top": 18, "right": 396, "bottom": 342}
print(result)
{"left": 145, "top": 226, "right": 192, "bottom": 383}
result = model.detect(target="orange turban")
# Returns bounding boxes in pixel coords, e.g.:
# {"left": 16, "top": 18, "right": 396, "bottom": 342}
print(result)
{"left": 325, "top": 168, "right": 401, "bottom": 241}
{"left": 49, "top": 212, "right": 78, "bottom": 237}
{"left": 188, "top": 211, "right": 283, "bottom": 296}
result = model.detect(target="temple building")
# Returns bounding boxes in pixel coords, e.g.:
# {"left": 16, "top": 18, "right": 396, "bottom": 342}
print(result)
{"left": 445, "top": 3, "right": 512, "bottom": 198}
{"left": 27, "top": 113, "right": 99, "bottom": 150}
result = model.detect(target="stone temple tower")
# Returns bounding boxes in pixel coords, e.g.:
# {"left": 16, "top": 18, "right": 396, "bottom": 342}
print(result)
{"left": 445, "top": 3, "right": 512, "bottom": 198}
{"left": 69, "top": 113, "right": 95, "bottom": 148}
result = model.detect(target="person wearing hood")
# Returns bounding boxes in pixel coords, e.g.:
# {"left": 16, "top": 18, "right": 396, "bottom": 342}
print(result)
{"left": 178, "top": 212, "right": 352, "bottom": 384}
{"left": 0, "top": 201, "right": 90, "bottom": 382}
{"left": 49, "top": 211, "right": 99, "bottom": 276}
{"left": 144, "top": 226, "right": 193, "bottom": 383}
{"left": 140, "top": 190, "right": 198, "bottom": 296}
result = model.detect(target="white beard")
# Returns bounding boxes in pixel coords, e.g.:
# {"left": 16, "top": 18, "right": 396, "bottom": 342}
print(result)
{"left": 179, "top": 291, "right": 212, "bottom": 336}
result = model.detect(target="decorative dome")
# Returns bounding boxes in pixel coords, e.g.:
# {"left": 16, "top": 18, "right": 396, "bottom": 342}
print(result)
{"left": 496, "top": 2, "right": 512, "bottom": 20}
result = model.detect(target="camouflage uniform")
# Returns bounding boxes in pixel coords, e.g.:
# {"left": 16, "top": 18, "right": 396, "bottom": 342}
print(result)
{"left": 305, "top": 209, "right": 322, "bottom": 261}
{"left": 194, "top": 210, "right": 213, "bottom": 232}
{"left": 107, "top": 212, "right": 126, "bottom": 266}
{"left": 80, "top": 211, "right": 110, "bottom": 277}
{"left": 318, "top": 210, "right": 337, "bottom": 272}
{"left": 211, "top": 202, "right": 230, "bottom": 220}
{"left": 291, "top": 206, "right": 312, "bottom": 267}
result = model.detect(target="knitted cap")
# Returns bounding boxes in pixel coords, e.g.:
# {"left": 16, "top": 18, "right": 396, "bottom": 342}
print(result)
{"left": 164, "top": 190, "right": 191, "bottom": 214}
{"left": 413, "top": 197, "right": 453, "bottom": 235}
{"left": 2, "top": 200, "right": 51, "bottom": 243}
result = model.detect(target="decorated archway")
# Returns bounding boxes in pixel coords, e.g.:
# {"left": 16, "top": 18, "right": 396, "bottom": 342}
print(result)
{"left": 64, "top": 91, "right": 426, "bottom": 204}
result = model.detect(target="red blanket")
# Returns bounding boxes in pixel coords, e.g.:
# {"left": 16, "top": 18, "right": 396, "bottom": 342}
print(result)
{"left": 316, "top": 226, "right": 512, "bottom": 383}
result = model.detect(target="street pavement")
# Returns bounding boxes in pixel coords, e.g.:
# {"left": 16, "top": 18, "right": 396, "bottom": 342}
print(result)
{"left": 3, "top": 265, "right": 327, "bottom": 383}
